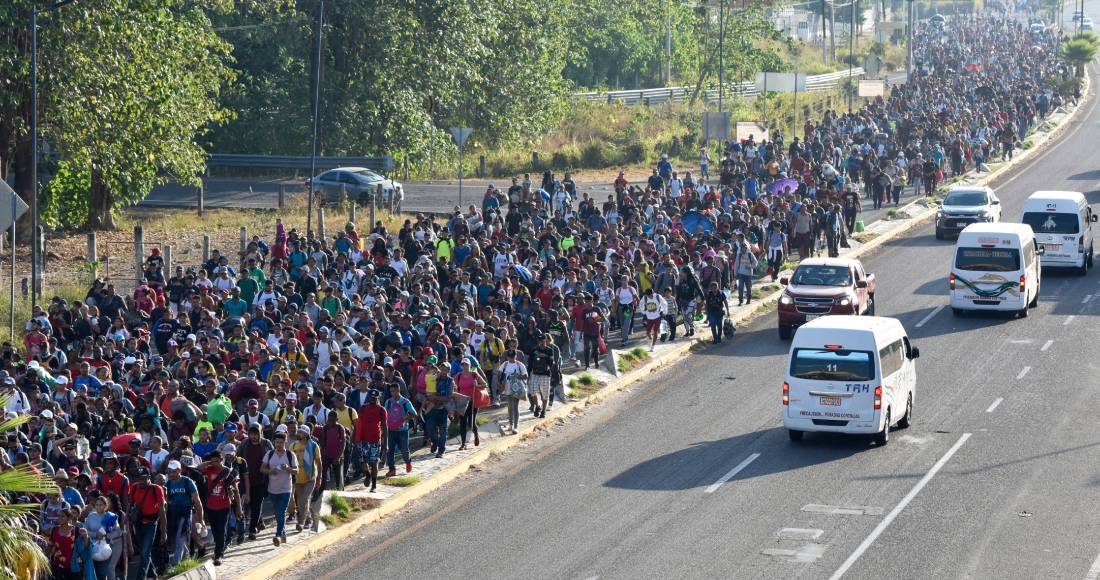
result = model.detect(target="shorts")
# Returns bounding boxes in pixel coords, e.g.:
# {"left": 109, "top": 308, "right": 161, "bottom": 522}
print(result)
{"left": 358, "top": 441, "right": 381, "bottom": 465}
{"left": 528, "top": 374, "right": 551, "bottom": 399}
{"left": 645, "top": 318, "right": 662, "bottom": 333}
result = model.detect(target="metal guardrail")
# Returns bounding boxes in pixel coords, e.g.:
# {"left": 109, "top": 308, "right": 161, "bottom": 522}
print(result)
{"left": 575, "top": 69, "right": 866, "bottom": 106}
{"left": 207, "top": 154, "right": 394, "bottom": 172}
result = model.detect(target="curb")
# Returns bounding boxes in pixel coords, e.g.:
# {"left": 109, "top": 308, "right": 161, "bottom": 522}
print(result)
{"left": 223, "top": 73, "right": 1092, "bottom": 580}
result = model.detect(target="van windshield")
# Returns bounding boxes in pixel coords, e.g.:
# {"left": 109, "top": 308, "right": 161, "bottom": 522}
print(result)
{"left": 790, "top": 348, "right": 875, "bottom": 381}
{"left": 954, "top": 248, "right": 1020, "bottom": 272}
{"left": 1022, "top": 211, "right": 1080, "bottom": 234}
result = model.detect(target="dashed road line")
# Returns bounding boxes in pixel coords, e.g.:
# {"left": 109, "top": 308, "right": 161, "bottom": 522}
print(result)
{"left": 828, "top": 434, "right": 972, "bottom": 580}
{"left": 986, "top": 398, "right": 1004, "bottom": 413}
{"left": 1017, "top": 367, "right": 1031, "bottom": 380}
{"left": 1041, "top": 340, "right": 1054, "bottom": 351}
{"left": 1087, "top": 547, "right": 1100, "bottom": 579}
{"left": 1066, "top": 315, "right": 1077, "bottom": 325}
{"left": 704, "top": 453, "right": 760, "bottom": 493}
{"left": 915, "top": 305, "right": 945, "bottom": 327}
{"left": 1084, "top": 295, "right": 1093, "bottom": 304}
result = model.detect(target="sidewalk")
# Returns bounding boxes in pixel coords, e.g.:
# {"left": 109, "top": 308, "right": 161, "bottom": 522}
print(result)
{"left": 167, "top": 82, "right": 1090, "bottom": 580}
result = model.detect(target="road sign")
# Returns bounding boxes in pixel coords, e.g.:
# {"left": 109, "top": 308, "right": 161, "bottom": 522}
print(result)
{"left": 449, "top": 127, "right": 473, "bottom": 149}
{"left": 863, "top": 53, "right": 883, "bottom": 76}
{"left": 857, "top": 79, "right": 887, "bottom": 97}
{"left": 874, "top": 30, "right": 888, "bottom": 43}
{"left": 754, "top": 72, "right": 807, "bottom": 93}
{"left": 425, "top": 95, "right": 435, "bottom": 115}
{"left": 702, "top": 112, "right": 731, "bottom": 142}
{"left": 735, "top": 122, "right": 769, "bottom": 143}
{"left": 0, "top": 179, "right": 29, "bottom": 233}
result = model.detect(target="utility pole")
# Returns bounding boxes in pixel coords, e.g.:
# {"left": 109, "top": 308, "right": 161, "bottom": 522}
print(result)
{"left": 666, "top": 0, "right": 672, "bottom": 86}
{"left": 306, "top": 0, "right": 324, "bottom": 238}
{"left": 906, "top": 0, "right": 913, "bottom": 78}
{"left": 718, "top": 0, "right": 726, "bottom": 112}
{"left": 849, "top": 0, "right": 856, "bottom": 113}
{"left": 823, "top": 0, "right": 828, "bottom": 65}
{"left": 830, "top": 0, "right": 837, "bottom": 63}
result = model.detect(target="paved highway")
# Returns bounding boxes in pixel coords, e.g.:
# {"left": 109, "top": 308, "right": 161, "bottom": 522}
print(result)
{"left": 278, "top": 50, "right": 1100, "bottom": 580}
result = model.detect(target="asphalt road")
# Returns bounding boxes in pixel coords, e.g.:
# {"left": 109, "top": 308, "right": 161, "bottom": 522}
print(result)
{"left": 278, "top": 35, "right": 1100, "bottom": 580}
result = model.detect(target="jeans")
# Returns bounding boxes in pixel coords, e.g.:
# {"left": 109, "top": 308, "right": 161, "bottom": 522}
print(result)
{"left": 93, "top": 555, "right": 110, "bottom": 580}
{"left": 617, "top": 303, "right": 633, "bottom": 346}
{"left": 582, "top": 334, "right": 600, "bottom": 367}
{"left": 663, "top": 313, "right": 677, "bottom": 340}
{"left": 208, "top": 507, "right": 231, "bottom": 559}
{"left": 425, "top": 407, "right": 448, "bottom": 454}
{"left": 707, "top": 311, "right": 724, "bottom": 341}
{"left": 270, "top": 492, "right": 291, "bottom": 539}
{"left": 248, "top": 484, "right": 266, "bottom": 533}
{"left": 387, "top": 429, "right": 411, "bottom": 469}
{"left": 459, "top": 402, "right": 479, "bottom": 445}
{"left": 506, "top": 396, "right": 521, "bottom": 429}
{"left": 134, "top": 520, "right": 158, "bottom": 580}
{"left": 572, "top": 331, "right": 584, "bottom": 359}
{"left": 737, "top": 274, "right": 753, "bottom": 304}
{"left": 167, "top": 506, "right": 191, "bottom": 566}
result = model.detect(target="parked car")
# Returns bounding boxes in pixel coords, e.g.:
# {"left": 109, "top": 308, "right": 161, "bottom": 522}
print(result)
{"left": 777, "top": 258, "right": 876, "bottom": 339}
{"left": 935, "top": 186, "right": 1001, "bottom": 240}
{"left": 306, "top": 167, "right": 403, "bottom": 207}
{"left": 1082, "top": 17, "right": 1093, "bottom": 30}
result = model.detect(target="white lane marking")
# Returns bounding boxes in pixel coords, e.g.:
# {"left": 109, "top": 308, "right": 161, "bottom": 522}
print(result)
{"left": 915, "top": 305, "right": 945, "bottom": 327}
{"left": 1066, "top": 315, "right": 1077, "bottom": 325}
{"left": 1085, "top": 295, "right": 1093, "bottom": 304}
{"left": 828, "top": 433, "right": 972, "bottom": 580}
{"left": 1009, "top": 340, "right": 1034, "bottom": 344}
{"left": 1041, "top": 340, "right": 1054, "bottom": 351}
{"left": 1017, "top": 367, "right": 1031, "bottom": 380}
{"left": 1086, "top": 547, "right": 1100, "bottom": 579}
{"left": 704, "top": 453, "right": 761, "bottom": 493}
{"left": 986, "top": 398, "right": 1004, "bottom": 413}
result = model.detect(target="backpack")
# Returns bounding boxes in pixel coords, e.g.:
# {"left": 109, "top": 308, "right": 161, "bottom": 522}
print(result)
{"left": 385, "top": 399, "right": 408, "bottom": 431}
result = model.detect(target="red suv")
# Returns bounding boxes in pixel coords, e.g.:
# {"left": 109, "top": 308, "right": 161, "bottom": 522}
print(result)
{"left": 777, "top": 258, "right": 876, "bottom": 339}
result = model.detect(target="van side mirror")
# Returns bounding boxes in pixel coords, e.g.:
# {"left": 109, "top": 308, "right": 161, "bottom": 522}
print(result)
{"left": 780, "top": 277, "right": 789, "bottom": 285}
{"left": 1037, "top": 245, "right": 1046, "bottom": 255}
{"left": 910, "top": 346, "right": 920, "bottom": 359}
{"left": 1092, "top": 214, "right": 1098, "bottom": 222}
{"left": 856, "top": 280, "right": 868, "bottom": 288}
{"left": 991, "top": 200, "right": 1000, "bottom": 205}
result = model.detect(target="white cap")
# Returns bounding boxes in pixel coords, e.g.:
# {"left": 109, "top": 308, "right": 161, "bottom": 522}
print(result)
{"left": 40, "top": 410, "right": 53, "bottom": 419}
{"left": 167, "top": 460, "right": 182, "bottom": 471}
{"left": 181, "top": 352, "right": 191, "bottom": 359}
{"left": 55, "top": 376, "right": 69, "bottom": 385}
{"left": 187, "top": 334, "right": 197, "bottom": 341}
{"left": 124, "top": 356, "right": 136, "bottom": 365}
{"left": 27, "top": 361, "right": 39, "bottom": 368}
{"left": 275, "top": 425, "right": 288, "bottom": 434}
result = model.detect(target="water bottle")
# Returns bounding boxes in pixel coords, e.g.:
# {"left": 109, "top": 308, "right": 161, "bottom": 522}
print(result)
{"left": 78, "top": 436, "right": 90, "bottom": 459}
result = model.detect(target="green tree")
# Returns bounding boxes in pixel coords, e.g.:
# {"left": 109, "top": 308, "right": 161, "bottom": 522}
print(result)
{"left": 0, "top": 404, "right": 57, "bottom": 579}
{"left": 1062, "top": 37, "right": 1097, "bottom": 76}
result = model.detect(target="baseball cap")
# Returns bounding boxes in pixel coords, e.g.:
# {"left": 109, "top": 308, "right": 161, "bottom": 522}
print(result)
{"left": 297, "top": 425, "right": 311, "bottom": 436}
{"left": 224, "top": 423, "right": 238, "bottom": 432}
{"left": 247, "top": 399, "right": 259, "bottom": 408}
{"left": 40, "top": 410, "right": 53, "bottom": 419}
{"left": 167, "top": 460, "right": 182, "bottom": 471}
{"left": 275, "top": 425, "right": 288, "bottom": 434}
{"left": 285, "top": 393, "right": 297, "bottom": 401}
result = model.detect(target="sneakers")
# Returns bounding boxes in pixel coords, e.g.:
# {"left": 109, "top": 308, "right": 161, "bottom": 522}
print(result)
{"left": 296, "top": 524, "right": 303, "bottom": 532}
{"left": 214, "top": 559, "right": 221, "bottom": 566}
{"left": 248, "top": 532, "right": 257, "bottom": 541}
{"left": 405, "top": 461, "right": 413, "bottom": 473}
{"left": 273, "top": 536, "right": 281, "bottom": 547}
{"left": 385, "top": 468, "right": 397, "bottom": 478}
{"left": 430, "top": 442, "right": 438, "bottom": 454}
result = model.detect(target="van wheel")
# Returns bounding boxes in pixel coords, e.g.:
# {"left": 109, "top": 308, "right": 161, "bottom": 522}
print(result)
{"left": 875, "top": 410, "right": 891, "bottom": 446}
{"left": 865, "top": 295, "right": 875, "bottom": 316}
{"left": 1029, "top": 287, "right": 1040, "bottom": 308}
{"left": 1019, "top": 302, "right": 1030, "bottom": 317}
{"left": 1089, "top": 248, "right": 1095, "bottom": 268}
{"left": 778, "top": 324, "right": 793, "bottom": 340}
{"left": 788, "top": 429, "right": 804, "bottom": 442}
{"left": 952, "top": 307, "right": 965, "bottom": 316}
{"left": 1080, "top": 254, "right": 1091, "bottom": 276}
{"left": 898, "top": 393, "right": 913, "bottom": 429}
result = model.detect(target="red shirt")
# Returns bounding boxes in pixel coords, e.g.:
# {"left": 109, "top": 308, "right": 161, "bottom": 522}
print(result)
{"left": 355, "top": 405, "right": 386, "bottom": 444}
{"left": 202, "top": 465, "right": 234, "bottom": 511}
{"left": 97, "top": 472, "right": 130, "bottom": 498}
{"left": 129, "top": 482, "right": 165, "bottom": 520}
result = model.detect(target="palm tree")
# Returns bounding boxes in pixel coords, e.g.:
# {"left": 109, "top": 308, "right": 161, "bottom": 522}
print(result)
{"left": 1062, "top": 38, "right": 1098, "bottom": 76}
{"left": 0, "top": 400, "right": 56, "bottom": 579}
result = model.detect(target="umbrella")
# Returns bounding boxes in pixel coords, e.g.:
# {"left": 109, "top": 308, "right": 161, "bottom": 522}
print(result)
{"left": 680, "top": 210, "right": 716, "bottom": 235}
{"left": 512, "top": 264, "right": 533, "bottom": 283}
{"left": 930, "top": 14, "right": 946, "bottom": 22}
{"left": 768, "top": 177, "right": 799, "bottom": 195}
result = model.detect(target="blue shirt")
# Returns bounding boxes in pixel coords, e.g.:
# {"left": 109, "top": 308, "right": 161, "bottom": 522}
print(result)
{"left": 744, "top": 178, "right": 759, "bottom": 200}
{"left": 166, "top": 476, "right": 198, "bottom": 508}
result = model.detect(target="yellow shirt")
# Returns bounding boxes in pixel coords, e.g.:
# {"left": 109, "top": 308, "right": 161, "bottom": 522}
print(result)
{"left": 332, "top": 406, "right": 357, "bottom": 434}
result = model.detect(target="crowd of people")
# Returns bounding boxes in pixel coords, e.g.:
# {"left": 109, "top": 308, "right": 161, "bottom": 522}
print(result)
{"left": 0, "top": 11, "right": 1072, "bottom": 580}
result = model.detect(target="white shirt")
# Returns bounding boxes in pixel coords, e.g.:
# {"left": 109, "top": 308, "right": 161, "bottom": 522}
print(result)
{"left": 669, "top": 179, "right": 683, "bottom": 198}
{"left": 642, "top": 295, "right": 668, "bottom": 319}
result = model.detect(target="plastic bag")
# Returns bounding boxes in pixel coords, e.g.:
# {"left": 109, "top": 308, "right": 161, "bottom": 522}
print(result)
{"left": 91, "top": 538, "right": 113, "bottom": 562}
{"left": 208, "top": 394, "right": 233, "bottom": 424}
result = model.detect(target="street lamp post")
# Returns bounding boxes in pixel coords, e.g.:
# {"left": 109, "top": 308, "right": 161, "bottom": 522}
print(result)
{"left": 30, "top": 0, "right": 77, "bottom": 309}
{"left": 307, "top": 0, "right": 324, "bottom": 239}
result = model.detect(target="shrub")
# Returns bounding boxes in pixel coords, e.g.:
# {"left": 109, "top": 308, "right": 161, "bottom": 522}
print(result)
{"left": 581, "top": 142, "right": 609, "bottom": 168}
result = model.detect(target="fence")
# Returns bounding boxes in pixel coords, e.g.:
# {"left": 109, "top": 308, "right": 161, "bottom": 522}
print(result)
{"left": 574, "top": 69, "right": 866, "bottom": 106}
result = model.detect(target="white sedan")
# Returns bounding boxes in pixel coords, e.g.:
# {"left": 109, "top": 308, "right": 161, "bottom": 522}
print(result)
{"left": 306, "top": 167, "right": 403, "bottom": 205}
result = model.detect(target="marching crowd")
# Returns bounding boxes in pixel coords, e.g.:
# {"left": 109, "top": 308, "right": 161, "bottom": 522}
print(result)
{"left": 0, "top": 11, "right": 1071, "bottom": 580}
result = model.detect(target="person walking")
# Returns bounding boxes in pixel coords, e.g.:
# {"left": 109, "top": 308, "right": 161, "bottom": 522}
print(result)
{"left": 674, "top": 266, "right": 704, "bottom": 338}
{"left": 164, "top": 460, "right": 203, "bottom": 567}
{"left": 579, "top": 294, "right": 605, "bottom": 370}
{"left": 527, "top": 334, "right": 557, "bottom": 419}
{"left": 198, "top": 450, "right": 239, "bottom": 565}
{"left": 614, "top": 275, "right": 638, "bottom": 348}
{"left": 383, "top": 383, "right": 415, "bottom": 478}
{"left": 641, "top": 288, "right": 668, "bottom": 352}
{"left": 260, "top": 431, "right": 298, "bottom": 547}
{"left": 765, "top": 221, "right": 788, "bottom": 283}
{"left": 454, "top": 360, "right": 487, "bottom": 449}
{"left": 128, "top": 467, "right": 166, "bottom": 580}
{"left": 355, "top": 388, "right": 388, "bottom": 491}
{"left": 316, "top": 412, "right": 348, "bottom": 491}
{"left": 704, "top": 281, "right": 732, "bottom": 344}
{"left": 825, "top": 203, "right": 842, "bottom": 258}
{"left": 734, "top": 241, "right": 758, "bottom": 306}
{"left": 288, "top": 424, "right": 322, "bottom": 533}
{"left": 238, "top": 424, "right": 272, "bottom": 540}
{"left": 497, "top": 349, "right": 529, "bottom": 434}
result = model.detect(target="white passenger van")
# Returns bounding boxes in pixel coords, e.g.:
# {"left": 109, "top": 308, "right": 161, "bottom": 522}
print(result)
{"left": 950, "top": 223, "right": 1041, "bottom": 317}
{"left": 783, "top": 316, "right": 918, "bottom": 446}
{"left": 1019, "top": 190, "right": 1096, "bottom": 275}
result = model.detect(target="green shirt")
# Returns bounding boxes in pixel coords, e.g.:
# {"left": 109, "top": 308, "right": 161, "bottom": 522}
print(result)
{"left": 248, "top": 266, "right": 267, "bottom": 288}
{"left": 236, "top": 277, "right": 259, "bottom": 304}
